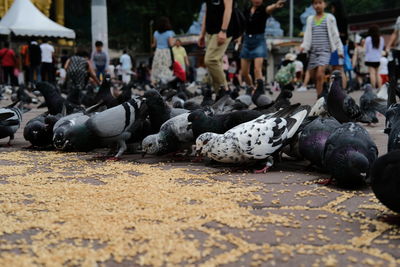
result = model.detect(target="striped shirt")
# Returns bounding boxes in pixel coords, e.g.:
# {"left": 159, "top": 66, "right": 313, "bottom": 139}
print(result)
{"left": 311, "top": 18, "right": 331, "bottom": 52}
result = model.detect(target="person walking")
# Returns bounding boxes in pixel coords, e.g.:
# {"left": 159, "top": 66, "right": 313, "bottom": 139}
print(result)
{"left": 29, "top": 41, "right": 42, "bottom": 85}
{"left": 0, "top": 42, "right": 17, "bottom": 86}
{"left": 198, "top": 0, "right": 234, "bottom": 97}
{"left": 300, "top": 0, "right": 343, "bottom": 98}
{"left": 386, "top": 16, "right": 400, "bottom": 99}
{"left": 151, "top": 17, "right": 175, "bottom": 85}
{"left": 329, "top": 0, "right": 348, "bottom": 88}
{"left": 240, "top": 0, "right": 285, "bottom": 92}
{"left": 119, "top": 50, "right": 133, "bottom": 84}
{"left": 91, "top": 41, "right": 109, "bottom": 81}
{"left": 40, "top": 40, "right": 55, "bottom": 83}
{"left": 20, "top": 41, "right": 30, "bottom": 86}
{"left": 352, "top": 37, "right": 368, "bottom": 89}
{"left": 365, "top": 25, "right": 384, "bottom": 89}
{"left": 64, "top": 48, "right": 100, "bottom": 105}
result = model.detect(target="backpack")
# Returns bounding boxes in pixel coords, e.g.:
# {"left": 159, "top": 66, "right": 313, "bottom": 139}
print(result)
{"left": 275, "top": 62, "right": 296, "bottom": 86}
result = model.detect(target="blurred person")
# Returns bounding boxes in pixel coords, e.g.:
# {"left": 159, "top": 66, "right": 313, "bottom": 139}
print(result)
{"left": 120, "top": 50, "right": 133, "bottom": 84}
{"left": 40, "top": 39, "right": 55, "bottom": 83}
{"left": 65, "top": 48, "right": 100, "bottom": 105}
{"left": 275, "top": 53, "right": 297, "bottom": 92}
{"left": 29, "top": 41, "right": 42, "bottom": 84}
{"left": 365, "top": 25, "right": 384, "bottom": 89}
{"left": 172, "top": 39, "right": 189, "bottom": 72}
{"left": 228, "top": 61, "right": 237, "bottom": 81}
{"left": 151, "top": 17, "right": 175, "bottom": 85}
{"left": 294, "top": 58, "right": 305, "bottom": 91}
{"left": 240, "top": 0, "right": 285, "bottom": 91}
{"left": 60, "top": 49, "right": 70, "bottom": 68}
{"left": 352, "top": 37, "right": 368, "bottom": 89}
{"left": 379, "top": 51, "right": 389, "bottom": 86}
{"left": 329, "top": 0, "right": 348, "bottom": 88}
{"left": 20, "top": 41, "right": 30, "bottom": 85}
{"left": 300, "top": 0, "right": 343, "bottom": 98}
{"left": 91, "top": 41, "right": 109, "bottom": 81}
{"left": 0, "top": 42, "right": 17, "bottom": 86}
{"left": 198, "top": 0, "right": 234, "bottom": 97}
{"left": 386, "top": 15, "right": 400, "bottom": 92}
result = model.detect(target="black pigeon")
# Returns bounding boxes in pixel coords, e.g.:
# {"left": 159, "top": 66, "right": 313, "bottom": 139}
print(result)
{"left": 0, "top": 103, "right": 23, "bottom": 146}
{"left": 92, "top": 78, "right": 133, "bottom": 109}
{"left": 252, "top": 79, "right": 273, "bottom": 109}
{"left": 36, "top": 82, "right": 82, "bottom": 115}
{"left": 299, "top": 117, "right": 341, "bottom": 168}
{"left": 188, "top": 109, "right": 263, "bottom": 139}
{"left": 143, "top": 89, "right": 188, "bottom": 134}
{"left": 323, "top": 123, "right": 378, "bottom": 187}
{"left": 201, "top": 86, "right": 214, "bottom": 107}
{"left": 24, "top": 113, "right": 61, "bottom": 148}
{"left": 327, "top": 71, "right": 371, "bottom": 123}
{"left": 359, "top": 84, "right": 387, "bottom": 124}
{"left": 384, "top": 103, "right": 400, "bottom": 152}
{"left": 371, "top": 151, "right": 400, "bottom": 213}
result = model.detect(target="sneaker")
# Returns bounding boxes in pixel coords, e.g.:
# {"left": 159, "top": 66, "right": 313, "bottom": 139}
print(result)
{"left": 296, "top": 86, "right": 307, "bottom": 92}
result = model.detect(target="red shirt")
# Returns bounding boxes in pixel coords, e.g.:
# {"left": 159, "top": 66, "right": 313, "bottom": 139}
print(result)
{"left": 0, "top": 48, "right": 16, "bottom": 67}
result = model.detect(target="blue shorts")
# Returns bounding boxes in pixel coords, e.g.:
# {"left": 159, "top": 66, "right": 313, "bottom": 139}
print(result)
{"left": 329, "top": 45, "right": 347, "bottom": 66}
{"left": 240, "top": 34, "right": 267, "bottom": 59}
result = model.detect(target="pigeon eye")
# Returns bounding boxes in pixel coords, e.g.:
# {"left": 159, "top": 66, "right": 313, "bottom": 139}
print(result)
{"left": 203, "top": 140, "right": 209, "bottom": 145}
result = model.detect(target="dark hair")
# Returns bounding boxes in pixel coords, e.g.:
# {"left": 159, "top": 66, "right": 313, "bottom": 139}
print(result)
{"left": 368, "top": 25, "right": 380, "bottom": 49}
{"left": 123, "top": 49, "right": 127, "bottom": 54}
{"left": 95, "top": 41, "right": 103, "bottom": 47}
{"left": 330, "top": 0, "right": 346, "bottom": 22}
{"left": 156, "top": 17, "right": 172, "bottom": 33}
{"left": 76, "top": 47, "right": 89, "bottom": 58}
{"left": 4, "top": 41, "right": 9, "bottom": 48}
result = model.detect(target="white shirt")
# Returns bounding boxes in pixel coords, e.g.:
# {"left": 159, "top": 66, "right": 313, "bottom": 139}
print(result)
{"left": 365, "top": 36, "right": 384, "bottom": 63}
{"left": 379, "top": 57, "right": 388, "bottom": 75}
{"left": 294, "top": 60, "right": 304, "bottom": 72}
{"left": 119, "top": 54, "right": 132, "bottom": 71}
{"left": 40, "top": 43, "right": 54, "bottom": 63}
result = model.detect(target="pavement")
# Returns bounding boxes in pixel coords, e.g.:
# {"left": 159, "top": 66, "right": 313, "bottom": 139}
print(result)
{"left": 0, "top": 89, "right": 399, "bottom": 267}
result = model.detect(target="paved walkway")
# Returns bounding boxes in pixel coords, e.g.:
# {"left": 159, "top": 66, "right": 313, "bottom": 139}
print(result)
{"left": 0, "top": 90, "right": 398, "bottom": 267}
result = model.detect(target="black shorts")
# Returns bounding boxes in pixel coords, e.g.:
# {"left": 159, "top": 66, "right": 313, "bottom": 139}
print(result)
{"left": 365, "top": 61, "right": 380, "bottom": 68}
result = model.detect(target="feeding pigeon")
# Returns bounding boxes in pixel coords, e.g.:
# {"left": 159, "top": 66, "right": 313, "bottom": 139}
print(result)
{"left": 188, "top": 109, "right": 263, "bottom": 139}
{"left": 0, "top": 103, "right": 23, "bottom": 146}
{"left": 323, "top": 122, "right": 378, "bottom": 187}
{"left": 299, "top": 117, "right": 341, "bottom": 168}
{"left": 143, "top": 89, "right": 188, "bottom": 134}
{"left": 327, "top": 71, "right": 372, "bottom": 124}
{"left": 359, "top": 84, "right": 387, "bottom": 124}
{"left": 142, "top": 113, "right": 193, "bottom": 156}
{"left": 252, "top": 79, "right": 273, "bottom": 109}
{"left": 384, "top": 103, "right": 400, "bottom": 152}
{"left": 232, "top": 86, "right": 253, "bottom": 110}
{"left": 86, "top": 97, "right": 144, "bottom": 159}
{"left": 196, "top": 104, "right": 310, "bottom": 172}
{"left": 24, "top": 113, "right": 61, "bottom": 148}
{"left": 370, "top": 150, "right": 400, "bottom": 213}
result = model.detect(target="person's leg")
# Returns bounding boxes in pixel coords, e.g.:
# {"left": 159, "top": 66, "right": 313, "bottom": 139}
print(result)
{"left": 204, "top": 34, "right": 232, "bottom": 93}
{"left": 303, "top": 70, "right": 310, "bottom": 87}
{"left": 316, "top": 66, "right": 327, "bottom": 97}
{"left": 254, "top": 57, "right": 264, "bottom": 81}
{"left": 368, "top": 67, "right": 375, "bottom": 88}
{"left": 240, "top": 59, "right": 252, "bottom": 86}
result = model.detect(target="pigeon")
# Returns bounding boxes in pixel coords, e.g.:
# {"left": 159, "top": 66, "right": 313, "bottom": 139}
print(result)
{"left": 36, "top": 82, "right": 82, "bottom": 115}
{"left": 53, "top": 112, "right": 97, "bottom": 152}
{"left": 196, "top": 104, "right": 310, "bottom": 172}
{"left": 86, "top": 97, "right": 143, "bottom": 158}
{"left": 327, "top": 71, "right": 372, "bottom": 123}
{"left": 252, "top": 79, "right": 273, "bottom": 109}
{"left": 183, "top": 100, "right": 202, "bottom": 111}
{"left": 188, "top": 109, "right": 264, "bottom": 139}
{"left": 201, "top": 86, "right": 214, "bottom": 107}
{"left": 143, "top": 89, "right": 188, "bottom": 134}
{"left": 299, "top": 117, "right": 341, "bottom": 168}
{"left": 370, "top": 151, "right": 400, "bottom": 213}
{"left": 92, "top": 78, "right": 133, "bottom": 109}
{"left": 384, "top": 103, "right": 400, "bottom": 152}
{"left": 142, "top": 113, "right": 193, "bottom": 156}
{"left": 172, "top": 95, "right": 185, "bottom": 109}
{"left": 232, "top": 86, "right": 253, "bottom": 110}
{"left": 359, "top": 84, "right": 387, "bottom": 123}
{"left": 24, "top": 113, "right": 61, "bottom": 148}
{"left": 0, "top": 103, "right": 23, "bottom": 146}
{"left": 377, "top": 83, "right": 388, "bottom": 101}
{"left": 323, "top": 122, "right": 378, "bottom": 187}
{"left": 309, "top": 97, "right": 328, "bottom": 117}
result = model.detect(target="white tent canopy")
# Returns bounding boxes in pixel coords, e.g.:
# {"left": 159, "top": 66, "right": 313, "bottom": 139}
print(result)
{"left": 0, "top": 0, "right": 75, "bottom": 39}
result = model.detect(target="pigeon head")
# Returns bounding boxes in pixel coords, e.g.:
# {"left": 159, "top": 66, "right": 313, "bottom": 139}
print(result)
{"left": 36, "top": 82, "right": 57, "bottom": 97}
{"left": 142, "top": 134, "right": 160, "bottom": 155}
{"left": 333, "top": 150, "right": 370, "bottom": 187}
{"left": 362, "top": 84, "right": 374, "bottom": 92}
{"left": 24, "top": 121, "right": 50, "bottom": 147}
{"left": 188, "top": 110, "right": 207, "bottom": 124}
{"left": 53, "top": 122, "right": 95, "bottom": 151}
{"left": 143, "top": 89, "right": 164, "bottom": 107}
{"left": 195, "top": 132, "right": 217, "bottom": 156}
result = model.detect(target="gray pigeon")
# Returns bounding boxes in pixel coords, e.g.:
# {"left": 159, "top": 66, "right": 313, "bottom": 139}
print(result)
{"left": 323, "top": 123, "right": 378, "bottom": 187}
{"left": 196, "top": 105, "right": 310, "bottom": 172}
{"left": 142, "top": 113, "right": 192, "bottom": 156}
{"left": 0, "top": 104, "right": 23, "bottom": 146}
{"left": 384, "top": 103, "right": 400, "bottom": 152}
{"left": 359, "top": 84, "right": 387, "bottom": 124}
{"left": 86, "top": 97, "right": 143, "bottom": 158}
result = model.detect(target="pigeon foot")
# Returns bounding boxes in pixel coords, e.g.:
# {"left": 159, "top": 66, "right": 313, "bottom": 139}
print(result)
{"left": 317, "top": 178, "right": 333, "bottom": 185}
{"left": 106, "top": 157, "right": 121, "bottom": 161}
{"left": 254, "top": 166, "right": 270, "bottom": 174}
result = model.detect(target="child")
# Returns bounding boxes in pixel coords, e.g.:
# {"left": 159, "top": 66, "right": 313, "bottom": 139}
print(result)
{"left": 379, "top": 51, "right": 389, "bottom": 86}
{"left": 300, "top": 0, "right": 343, "bottom": 98}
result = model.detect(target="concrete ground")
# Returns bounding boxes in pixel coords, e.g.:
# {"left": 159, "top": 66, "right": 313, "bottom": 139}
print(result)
{"left": 0, "top": 89, "right": 399, "bottom": 267}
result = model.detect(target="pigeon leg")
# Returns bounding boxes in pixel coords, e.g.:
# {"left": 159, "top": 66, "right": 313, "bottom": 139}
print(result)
{"left": 254, "top": 157, "right": 274, "bottom": 174}
{"left": 254, "top": 165, "right": 271, "bottom": 174}
{"left": 317, "top": 178, "right": 333, "bottom": 185}
{"left": 1, "top": 135, "right": 14, "bottom": 147}
{"left": 114, "top": 140, "right": 128, "bottom": 159}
